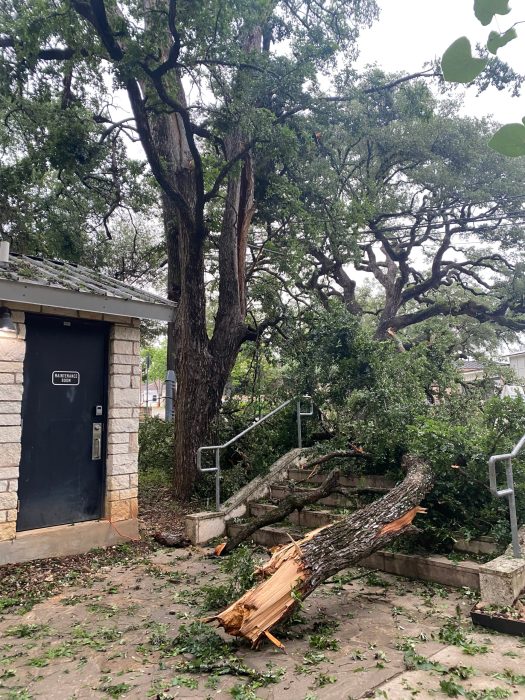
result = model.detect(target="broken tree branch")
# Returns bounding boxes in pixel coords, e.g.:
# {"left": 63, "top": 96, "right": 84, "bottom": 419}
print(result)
{"left": 217, "top": 469, "right": 341, "bottom": 556}
{"left": 208, "top": 454, "right": 433, "bottom": 647}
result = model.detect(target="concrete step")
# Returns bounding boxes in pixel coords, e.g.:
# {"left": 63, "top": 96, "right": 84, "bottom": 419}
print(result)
{"left": 269, "top": 484, "right": 358, "bottom": 508}
{"left": 248, "top": 501, "right": 343, "bottom": 528}
{"left": 287, "top": 469, "right": 396, "bottom": 490}
{"left": 227, "top": 522, "right": 303, "bottom": 547}
{"left": 270, "top": 481, "right": 388, "bottom": 509}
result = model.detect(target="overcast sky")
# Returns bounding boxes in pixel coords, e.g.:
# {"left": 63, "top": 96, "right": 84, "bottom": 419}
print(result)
{"left": 357, "top": 0, "right": 525, "bottom": 124}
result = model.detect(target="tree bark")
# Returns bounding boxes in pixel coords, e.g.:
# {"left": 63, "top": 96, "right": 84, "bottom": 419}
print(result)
{"left": 140, "top": 11, "right": 259, "bottom": 500}
{"left": 209, "top": 454, "right": 433, "bottom": 647}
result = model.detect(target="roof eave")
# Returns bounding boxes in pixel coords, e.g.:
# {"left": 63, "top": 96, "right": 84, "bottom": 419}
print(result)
{"left": 0, "top": 279, "right": 176, "bottom": 323}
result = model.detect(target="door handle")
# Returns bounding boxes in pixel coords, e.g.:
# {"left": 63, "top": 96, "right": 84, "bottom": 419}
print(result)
{"left": 92, "top": 423, "right": 102, "bottom": 460}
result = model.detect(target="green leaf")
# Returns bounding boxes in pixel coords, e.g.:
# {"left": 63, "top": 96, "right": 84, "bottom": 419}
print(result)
{"left": 474, "top": 0, "right": 511, "bottom": 26}
{"left": 489, "top": 123, "right": 525, "bottom": 156}
{"left": 441, "top": 38, "right": 488, "bottom": 83}
{"left": 487, "top": 27, "right": 518, "bottom": 54}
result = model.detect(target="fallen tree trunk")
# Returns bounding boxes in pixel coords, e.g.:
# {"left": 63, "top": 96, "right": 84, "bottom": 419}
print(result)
{"left": 209, "top": 455, "right": 433, "bottom": 647}
{"left": 217, "top": 469, "right": 341, "bottom": 556}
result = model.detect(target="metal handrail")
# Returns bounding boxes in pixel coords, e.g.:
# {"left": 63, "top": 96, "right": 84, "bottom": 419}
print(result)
{"left": 197, "top": 395, "right": 313, "bottom": 511}
{"left": 488, "top": 433, "right": 525, "bottom": 558}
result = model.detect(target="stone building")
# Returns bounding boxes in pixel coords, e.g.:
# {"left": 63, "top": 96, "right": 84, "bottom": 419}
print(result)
{"left": 0, "top": 243, "right": 175, "bottom": 564}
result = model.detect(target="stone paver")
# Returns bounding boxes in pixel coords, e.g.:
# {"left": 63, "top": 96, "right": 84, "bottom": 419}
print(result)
{"left": 375, "top": 632, "right": 525, "bottom": 699}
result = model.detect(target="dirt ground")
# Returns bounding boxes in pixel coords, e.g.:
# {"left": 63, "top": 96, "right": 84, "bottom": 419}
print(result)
{"left": 1, "top": 489, "right": 524, "bottom": 700}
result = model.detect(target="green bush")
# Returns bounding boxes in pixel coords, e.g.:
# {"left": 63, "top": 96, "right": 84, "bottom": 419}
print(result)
{"left": 404, "top": 397, "right": 525, "bottom": 551}
{"left": 138, "top": 416, "right": 173, "bottom": 474}
{"left": 138, "top": 409, "right": 302, "bottom": 503}
{"left": 281, "top": 305, "right": 525, "bottom": 552}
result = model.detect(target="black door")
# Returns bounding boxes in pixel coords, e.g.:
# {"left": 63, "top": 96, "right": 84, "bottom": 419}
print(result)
{"left": 17, "top": 314, "right": 109, "bottom": 531}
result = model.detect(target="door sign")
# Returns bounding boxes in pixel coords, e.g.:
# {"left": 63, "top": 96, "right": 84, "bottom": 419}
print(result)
{"left": 52, "top": 370, "right": 80, "bottom": 386}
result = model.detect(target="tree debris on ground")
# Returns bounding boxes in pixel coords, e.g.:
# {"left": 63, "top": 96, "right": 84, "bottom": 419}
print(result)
{"left": 209, "top": 455, "right": 433, "bottom": 647}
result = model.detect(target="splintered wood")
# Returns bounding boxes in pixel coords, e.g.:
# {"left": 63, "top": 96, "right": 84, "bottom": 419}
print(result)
{"left": 212, "top": 557, "right": 305, "bottom": 644}
{"left": 379, "top": 506, "right": 427, "bottom": 536}
{"left": 209, "top": 455, "right": 434, "bottom": 647}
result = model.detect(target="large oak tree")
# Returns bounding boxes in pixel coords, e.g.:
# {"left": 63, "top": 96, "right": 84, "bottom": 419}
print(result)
{"left": 253, "top": 80, "right": 525, "bottom": 344}
{"left": 1, "top": 0, "right": 381, "bottom": 499}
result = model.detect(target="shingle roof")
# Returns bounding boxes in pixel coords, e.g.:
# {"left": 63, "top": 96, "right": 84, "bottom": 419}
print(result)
{"left": 460, "top": 360, "right": 485, "bottom": 372}
{"left": 0, "top": 252, "right": 176, "bottom": 322}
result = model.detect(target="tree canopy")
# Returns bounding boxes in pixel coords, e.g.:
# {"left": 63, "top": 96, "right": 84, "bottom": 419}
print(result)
{"left": 3, "top": 1, "right": 525, "bottom": 498}
{"left": 0, "top": 0, "right": 382, "bottom": 498}
{"left": 247, "top": 78, "right": 525, "bottom": 345}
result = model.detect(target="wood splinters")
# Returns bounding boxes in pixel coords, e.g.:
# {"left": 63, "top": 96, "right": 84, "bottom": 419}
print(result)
{"left": 209, "top": 455, "right": 433, "bottom": 646}
{"left": 214, "top": 542, "right": 227, "bottom": 556}
{"left": 285, "top": 532, "right": 303, "bottom": 557}
{"left": 264, "top": 629, "right": 285, "bottom": 649}
{"left": 379, "top": 506, "right": 427, "bottom": 536}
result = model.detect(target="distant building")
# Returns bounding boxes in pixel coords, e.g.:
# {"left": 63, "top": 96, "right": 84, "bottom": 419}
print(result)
{"left": 141, "top": 382, "right": 164, "bottom": 406}
{"left": 504, "top": 351, "right": 525, "bottom": 381}
{"left": 140, "top": 381, "right": 167, "bottom": 418}
{"left": 459, "top": 356, "right": 525, "bottom": 400}
{"left": 458, "top": 360, "right": 486, "bottom": 382}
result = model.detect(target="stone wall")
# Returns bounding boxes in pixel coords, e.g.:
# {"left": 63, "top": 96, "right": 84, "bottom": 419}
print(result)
{"left": 106, "top": 322, "right": 140, "bottom": 522}
{"left": 0, "top": 305, "right": 140, "bottom": 543}
{"left": 0, "top": 310, "right": 25, "bottom": 540}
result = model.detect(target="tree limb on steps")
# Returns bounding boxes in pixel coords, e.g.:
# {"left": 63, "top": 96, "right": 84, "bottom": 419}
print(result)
{"left": 217, "top": 448, "right": 366, "bottom": 555}
{"left": 295, "top": 448, "right": 367, "bottom": 478}
{"left": 207, "top": 455, "right": 433, "bottom": 648}
{"left": 217, "top": 469, "right": 341, "bottom": 556}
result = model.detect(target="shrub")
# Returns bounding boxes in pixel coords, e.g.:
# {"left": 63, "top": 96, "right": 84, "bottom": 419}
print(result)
{"left": 138, "top": 416, "right": 173, "bottom": 473}
{"left": 282, "top": 306, "right": 525, "bottom": 552}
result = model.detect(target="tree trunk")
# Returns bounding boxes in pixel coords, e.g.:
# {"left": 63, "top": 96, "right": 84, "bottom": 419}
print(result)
{"left": 209, "top": 455, "right": 433, "bottom": 647}
{"left": 146, "top": 84, "right": 247, "bottom": 501}
{"left": 170, "top": 210, "right": 248, "bottom": 498}
{"left": 163, "top": 196, "right": 179, "bottom": 375}
{"left": 67, "top": 0, "right": 265, "bottom": 502}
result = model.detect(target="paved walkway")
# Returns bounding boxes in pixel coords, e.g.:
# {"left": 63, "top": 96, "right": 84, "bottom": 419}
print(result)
{"left": 0, "top": 547, "right": 523, "bottom": 699}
